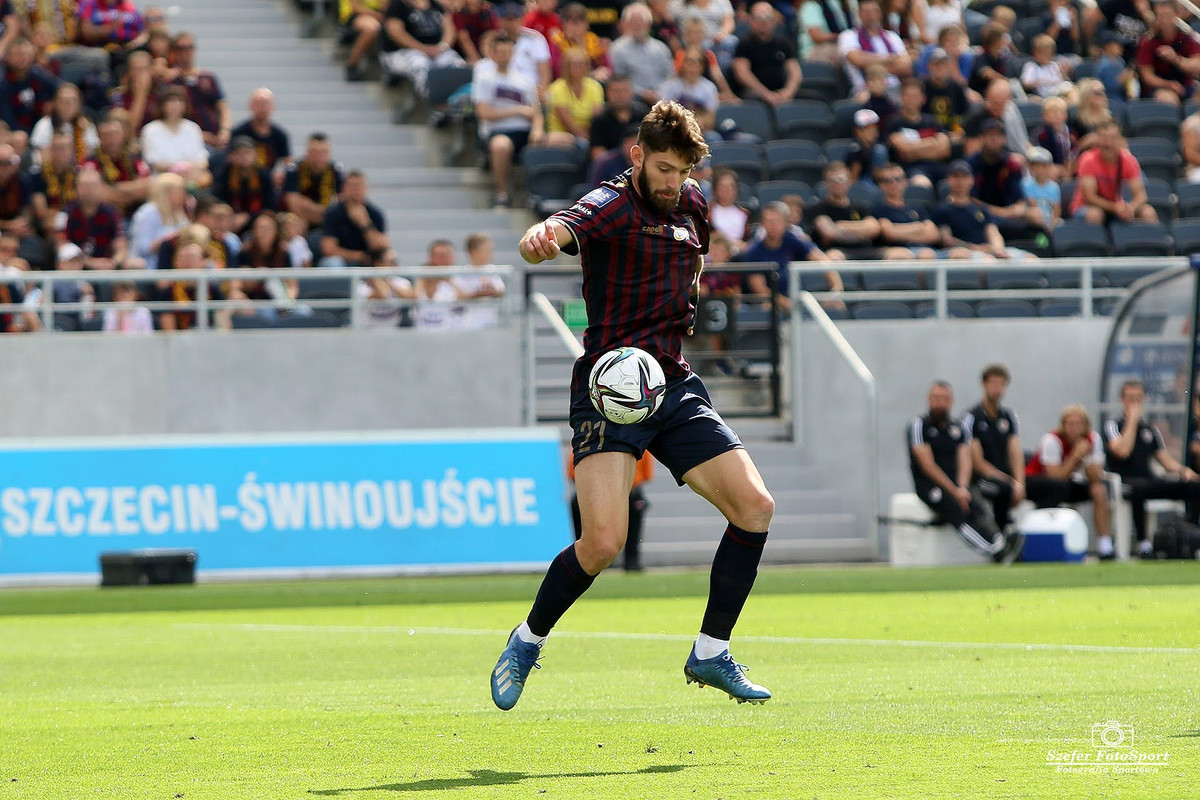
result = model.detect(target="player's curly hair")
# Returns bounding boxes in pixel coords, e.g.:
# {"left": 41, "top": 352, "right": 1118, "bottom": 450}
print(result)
{"left": 637, "top": 100, "right": 710, "bottom": 167}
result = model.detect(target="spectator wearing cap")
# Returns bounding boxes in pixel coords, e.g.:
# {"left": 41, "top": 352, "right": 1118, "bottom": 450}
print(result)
{"left": 611, "top": 3, "right": 674, "bottom": 106}
{"left": 1095, "top": 30, "right": 1134, "bottom": 101}
{"left": 549, "top": 3, "right": 611, "bottom": 82}
{"left": 967, "top": 118, "right": 1034, "bottom": 239}
{"left": 922, "top": 46, "right": 969, "bottom": 135}
{"left": 168, "top": 32, "right": 231, "bottom": 151}
{"left": 886, "top": 78, "right": 952, "bottom": 190}
{"left": 798, "top": 0, "right": 854, "bottom": 64}
{"left": 848, "top": 107, "right": 889, "bottom": 183}
{"left": 1023, "top": 146, "right": 1062, "bottom": 235}
{"left": 213, "top": 136, "right": 276, "bottom": 236}
{"left": 730, "top": 3, "right": 802, "bottom": 108}
{"left": 1070, "top": 119, "right": 1158, "bottom": 224}
{"left": 496, "top": 2, "right": 552, "bottom": 100}
{"left": 472, "top": 32, "right": 543, "bottom": 208}
{"left": 284, "top": 132, "right": 347, "bottom": 232}
{"left": 230, "top": 88, "right": 292, "bottom": 176}
{"left": 339, "top": 0, "right": 387, "bottom": 82}
{"left": 588, "top": 74, "right": 649, "bottom": 162}
{"left": 544, "top": 47, "right": 606, "bottom": 147}
{"left": 77, "top": 0, "right": 145, "bottom": 48}
{"left": 915, "top": 24, "right": 973, "bottom": 87}
{"left": 452, "top": 0, "right": 498, "bottom": 66}
{"left": 381, "top": 0, "right": 467, "bottom": 97}
{"left": 0, "top": 36, "right": 61, "bottom": 136}
{"left": 838, "top": 0, "right": 911, "bottom": 96}
{"left": 1136, "top": 0, "right": 1200, "bottom": 106}
{"left": 657, "top": 46, "right": 720, "bottom": 133}
{"left": 870, "top": 162, "right": 942, "bottom": 258}
{"left": 931, "top": 160, "right": 1023, "bottom": 260}
{"left": 963, "top": 78, "right": 1029, "bottom": 158}
{"left": 139, "top": 85, "right": 210, "bottom": 187}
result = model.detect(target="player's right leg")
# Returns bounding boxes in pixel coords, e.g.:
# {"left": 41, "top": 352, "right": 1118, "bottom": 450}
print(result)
{"left": 490, "top": 451, "right": 635, "bottom": 711}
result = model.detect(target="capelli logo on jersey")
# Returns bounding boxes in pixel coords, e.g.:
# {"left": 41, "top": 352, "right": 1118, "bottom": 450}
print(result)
{"left": 642, "top": 225, "right": 664, "bottom": 235}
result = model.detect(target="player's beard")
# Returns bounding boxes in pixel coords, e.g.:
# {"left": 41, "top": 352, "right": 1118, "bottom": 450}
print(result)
{"left": 636, "top": 167, "right": 681, "bottom": 214}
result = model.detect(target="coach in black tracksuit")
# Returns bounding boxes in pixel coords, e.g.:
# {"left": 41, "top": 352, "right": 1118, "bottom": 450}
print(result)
{"left": 908, "top": 380, "right": 1020, "bottom": 560}
{"left": 1104, "top": 379, "right": 1200, "bottom": 556}
{"left": 961, "top": 364, "right": 1026, "bottom": 532}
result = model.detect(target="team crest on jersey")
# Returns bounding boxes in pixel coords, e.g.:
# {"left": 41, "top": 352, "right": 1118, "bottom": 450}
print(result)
{"left": 673, "top": 226, "right": 688, "bottom": 241}
{"left": 1142, "top": 428, "right": 1154, "bottom": 443}
{"left": 978, "top": 420, "right": 989, "bottom": 432}
{"left": 997, "top": 418, "right": 1010, "bottom": 434}
{"left": 580, "top": 186, "right": 619, "bottom": 208}
{"left": 949, "top": 425, "right": 961, "bottom": 439}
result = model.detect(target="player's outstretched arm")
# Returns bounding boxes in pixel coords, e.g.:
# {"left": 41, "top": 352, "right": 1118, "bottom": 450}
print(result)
{"left": 519, "top": 220, "right": 573, "bottom": 265}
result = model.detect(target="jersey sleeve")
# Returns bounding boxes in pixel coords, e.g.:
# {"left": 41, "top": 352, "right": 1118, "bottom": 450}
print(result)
{"left": 1008, "top": 410, "right": 1019, "bottom": 436}
{"left": 961, "top": 410, "right": 977, "bottom": 439}
{"left": 1039, "top": 433, "right": 1064, "bottom": 466}
{"left": 549, "top": 182, "right": 629, "bottom": 255}
{"left": 1103, "top": 418, "right": 1121, "bottom": 444}
{"left": 908, "top": 416, "right": 924, "bottom": 449}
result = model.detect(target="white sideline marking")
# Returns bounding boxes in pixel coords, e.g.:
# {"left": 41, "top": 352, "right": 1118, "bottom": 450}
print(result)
{"left": 174, "top": 623, "right": 1199, "bottom": 655}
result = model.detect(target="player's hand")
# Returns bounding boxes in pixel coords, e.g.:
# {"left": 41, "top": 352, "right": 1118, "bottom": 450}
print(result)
{"left": 519, "top": 221, "right": 560, "bottom": 264}
{"left": 954, "top": 486, "right": 971, "bottom": 511}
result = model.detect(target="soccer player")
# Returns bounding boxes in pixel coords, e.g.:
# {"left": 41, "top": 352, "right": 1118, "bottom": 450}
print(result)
{"left": 491, "top": 100, "right": 775, "bottom": 710}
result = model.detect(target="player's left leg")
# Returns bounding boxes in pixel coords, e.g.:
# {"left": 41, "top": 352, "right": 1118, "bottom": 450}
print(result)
{"left": 679, "top": 448, "right": 775, "bottom": 704}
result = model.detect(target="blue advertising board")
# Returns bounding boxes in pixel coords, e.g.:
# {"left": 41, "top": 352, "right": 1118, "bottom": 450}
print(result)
{"left": 0, "top": 429, "right": 572, "bottom": 582}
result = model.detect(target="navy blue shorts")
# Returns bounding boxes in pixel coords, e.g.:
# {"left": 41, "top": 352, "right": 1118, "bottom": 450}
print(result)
{"left": 570, "top": 372, "right": 744, "bottom": 485}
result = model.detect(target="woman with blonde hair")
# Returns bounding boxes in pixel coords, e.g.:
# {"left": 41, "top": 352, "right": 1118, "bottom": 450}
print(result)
{"left": 1024, "top": 403, "right": 1114, "bottom": 558}
{"left": 129, "top": 172, "right": 189, "bottom": 270}
{"left": 544, "top": 48, "right": 605, "bottom": 148}
{"left": 1072, "top": 78, "right": 1114, "bottom": 154}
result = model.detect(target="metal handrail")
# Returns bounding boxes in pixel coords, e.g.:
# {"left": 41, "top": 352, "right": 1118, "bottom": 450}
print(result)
{"left": 791, "top": 289, "right": 880, "bottom": 554}
{"left": 530, "top": 292, "right": 584, "bottom": 358}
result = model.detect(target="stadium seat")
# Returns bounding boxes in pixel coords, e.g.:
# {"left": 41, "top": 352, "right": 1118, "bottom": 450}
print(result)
{"left": 814, "top": 179, "right": 881, "bottom": 206}
{"left": 427, "top": 66, "right": 472, "bottom": 110}
{"left": 1109, "top": 221, "right": 1172, "bottom": 257}
{"left": 861, "top": 269, "right": 925, "bottom": 291}
{"left": 831, "top": 99, "right": 864, "bottom": 139}
{"left": 984, "top": 268, "right": 1048, "bottom": 290}
{"left": 1014, "top": 17, "right": 1043, "bottom": 54}
{"left": 1124, "top": 178, "right": 1176, "bottom": 222}
{"left": 1125, "top": 100, "right": 1181, "bottom": 142}
{"left": 755, "top": 179, "right": 816, "bottom": 207}
{"left": 296, "top": 275, "right": 353, "bottom": 301}
{"left": 913, "top": 300, "right": 976, "bottom": 319}
{"left": 1038, "top": 299, "right": 1082, "bottom": 317}
{"left": 774, "top": 100, "right": 834, "bottom": 143}
{"left": 764, "top": 140, "right": 826, "bottom": 184}
{"left": 1052, "top": 221, "right": 1111, "bottom": 257}
{"left": 1017, "top": 102, "right": 1043, "bottom": 134}
{"left": 945, "top": 269, "right": 984, "bottom": 290}
{"left": 1128, "top": 138, "right": 1181, "bottom": 185}
{"left": 1072, "top": 59, "right": 1100, "bottom": 81}
{"left": 903, "top": 183, "right": 935, "bottom": 210}
{"left": 275, "top": 311, "right": 343, "bottom": 328}
{"left": 709, "top": 141, "right": 765, "bottom": 185}
{"left": 1177, "top": 182, "right": 1200, "bottom": 218}
{"left": 851, "top": 300, "right": 915, "bottom": 319}
{"left": 522, "top": 145, "right": 587, "bottom": 217}
{"left": 1102, "top": 267, "right": 1156, "bottom": 288}
{"left": 797, "top": 61, "right": 841, "bottom": 99}
{"left": 975, "top": 299, "right": 1038, "bottom": 318}
{"left": 823, "top": 138, "right": 854, "bottom": 166}
{"left": 231, "top": 314, "right": 275, "bottom": 329}
{"left": 715, "top": 101, "right": 775, "bottom": 142}
{"left": 1172, "top": 219, "right": 1200, "bottom": 255}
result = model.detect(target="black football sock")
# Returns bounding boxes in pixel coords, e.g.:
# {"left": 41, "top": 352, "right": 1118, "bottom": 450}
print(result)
{"left": 700, "top": 524, "right": 769, "bottom": 641}
{"left": 526, "top": 544, "right": 597, "bottom": 637}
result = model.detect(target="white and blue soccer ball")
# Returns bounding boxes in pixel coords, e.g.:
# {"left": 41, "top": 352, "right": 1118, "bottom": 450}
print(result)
{"left": 588, "top": 346, "right": 667, "bottom": 425}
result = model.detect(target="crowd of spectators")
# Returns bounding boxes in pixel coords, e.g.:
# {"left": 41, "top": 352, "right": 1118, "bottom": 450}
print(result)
{"left": 0, "top": 0, "right": 506, "bottom": 333}
{"left": 332, "top": 0, "right": 1200, "bottom": 292}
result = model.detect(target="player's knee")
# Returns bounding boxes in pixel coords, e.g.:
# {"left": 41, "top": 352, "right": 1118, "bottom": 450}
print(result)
{"left": 577, "top": 530, "right": 625, "bottom": 570}
{"left": 732, "top": 488, "right": 774, "bottom": 532}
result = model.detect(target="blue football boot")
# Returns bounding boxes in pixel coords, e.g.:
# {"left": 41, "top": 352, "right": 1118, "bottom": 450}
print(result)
{"left": 490, "top": 627, "right": 542, "bottom": 711}
{"left": 684, "top": 646, "right": 771, "bottom": 704}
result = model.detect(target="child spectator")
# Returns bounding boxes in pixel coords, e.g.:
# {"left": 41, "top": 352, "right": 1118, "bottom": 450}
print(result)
{"left": 858, "top": 63, "right": 899, "bottom": 129}
{"left": 279, "top": 211, "right": 313, "bottom": 268}
{"left": 455, "top": 231, "right": 506, "bottom": 330}
{"left": 1022, "top": 147, "right": 1062, "bottom": 241}
{"left": 669, "top": 0, "right": 738, "bottom": 70}
{"left": 1020, "top": 34, "right": 1077, "bottom": 104}
{"left": 544, "top": 47, "right": 605, "bottom": 147}
{"left": 102, "top": 281, "right": 153, "bottom": 334}
{"left": 1032, "top": 96, "right": 1076, "bottom": 178}
{"left": 29, "top": 83, "right": 97, "bottom": 165}
{"left": 847, "top": 107, "right": 889, "bottom": 184}
{"left": 1095, "top": 30, "right": 1133, "bottom": 101}
{"left": 453, "top": 0, "right": 498, "bottom": 65}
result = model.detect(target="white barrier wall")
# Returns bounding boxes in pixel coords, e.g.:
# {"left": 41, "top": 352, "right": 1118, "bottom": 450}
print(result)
{"left": 828, "top": 318, "right": 1111, "bottom": 509}
{"left": 0, "top": 329, "right": 523, "bottom": 437}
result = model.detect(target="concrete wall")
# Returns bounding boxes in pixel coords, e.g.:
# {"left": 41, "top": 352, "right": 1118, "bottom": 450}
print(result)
{"left": 0, "top": 328, "right": 523, "bottom": 437}
{"left": 795, "top": 318, "right": 1111, "bottom": 510}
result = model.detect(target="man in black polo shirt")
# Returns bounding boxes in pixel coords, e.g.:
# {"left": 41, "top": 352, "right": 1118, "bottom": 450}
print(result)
{"left": 730, "top": 2, "right": 802, "bottom": 107}
{"left": 588, "top": 76, "right": 648, "bottom": 162}
{"left": 961, "top": 364, "right": 1026, "bottom": 533}
{"left": 318, "top": 170, "right": 396, "bottom": 267}
{"left": 870, "top": 162, "right": 941, "bottom": 257}
{"left": 886, "top": 78, "right": 952, "bottom": 189}
{"left": 908, "top": 380, "right": 1023, "bottom": 562}
{"left": 967, "top": 119, "right": 1035, "bottom": 239}
{"left": 1104, "top": 379, "right": 1200, "bottom": 556}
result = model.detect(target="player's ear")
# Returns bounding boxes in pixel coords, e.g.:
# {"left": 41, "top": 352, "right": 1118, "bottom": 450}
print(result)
{"left": 630, "top": 143, "right": 643, "bottom": 169}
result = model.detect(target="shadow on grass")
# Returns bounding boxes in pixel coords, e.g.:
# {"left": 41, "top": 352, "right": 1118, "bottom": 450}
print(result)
{"left": 308, "top": 764, "right": 690, "bottom": 795}
{"left": 1169, "top": 730, "right": 1200, "bottom": 738}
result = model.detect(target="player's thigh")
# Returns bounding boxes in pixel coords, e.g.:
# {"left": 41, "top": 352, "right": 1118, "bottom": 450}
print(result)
{"left": 575, "top": 451, "right": 637, "bottom": 545}
{"left": 681, "top": 448, "right": 775, "bottom": 532}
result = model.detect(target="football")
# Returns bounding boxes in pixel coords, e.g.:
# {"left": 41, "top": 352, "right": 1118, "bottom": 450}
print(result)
{"left": 588, "top": 347, "right": 667, "bottom": 425}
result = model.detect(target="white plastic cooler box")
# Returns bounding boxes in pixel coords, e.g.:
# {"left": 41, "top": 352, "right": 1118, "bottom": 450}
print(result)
{"left": 1017, "top": 508, "right": 1088, "bottom": 562}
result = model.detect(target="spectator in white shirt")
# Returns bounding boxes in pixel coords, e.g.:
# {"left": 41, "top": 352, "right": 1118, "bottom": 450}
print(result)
{"left": 139, "top": 86, "right": 210, "bottom": 188}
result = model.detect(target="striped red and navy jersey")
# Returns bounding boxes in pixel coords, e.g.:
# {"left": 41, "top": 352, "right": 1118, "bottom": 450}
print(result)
{"left": 550, "top": 168, "right": 709, "bottom": 393}
{"left": 64, "top": 201, "right": 125, "bottom": 259}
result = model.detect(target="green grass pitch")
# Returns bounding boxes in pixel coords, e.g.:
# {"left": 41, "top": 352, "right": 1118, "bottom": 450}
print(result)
{"left": 1, "top": 562, "right": 1197, "bottom": 799}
